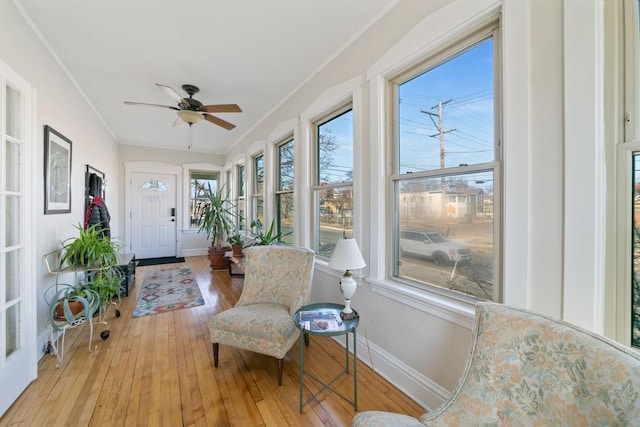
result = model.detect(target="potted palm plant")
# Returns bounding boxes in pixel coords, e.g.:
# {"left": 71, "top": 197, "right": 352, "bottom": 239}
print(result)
{"left": 196, "top": 184, "right": 236, "bottom": 269}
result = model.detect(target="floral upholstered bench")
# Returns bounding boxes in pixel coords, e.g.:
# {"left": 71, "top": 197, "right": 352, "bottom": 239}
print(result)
{"left": 353, "top": 302, "right": 640, "bottom": 426}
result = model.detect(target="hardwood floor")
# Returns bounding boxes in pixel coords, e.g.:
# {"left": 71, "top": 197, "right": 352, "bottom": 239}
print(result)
{"left": 1, "top": 256, "right": 425, "bottom": 426}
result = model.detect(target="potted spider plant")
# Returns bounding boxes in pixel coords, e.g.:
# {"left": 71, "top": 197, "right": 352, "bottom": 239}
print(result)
{"left": 59, "top": 223, "right": 119, "bottom": 270}
{"left": 195, "top": 184, "right": 237, "bottom": 269}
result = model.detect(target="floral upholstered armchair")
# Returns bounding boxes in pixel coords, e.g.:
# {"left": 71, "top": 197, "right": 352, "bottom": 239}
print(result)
{"left": 209, "top": 245, "right": 314, "bottom": 385}
{"left": 353, "top": 302, "right": 640, "bottom": 426}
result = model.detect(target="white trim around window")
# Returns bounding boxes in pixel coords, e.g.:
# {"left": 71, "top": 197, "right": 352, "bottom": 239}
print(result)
{"left": 300, "top": 76, "right": 364, "bottom": 271}
{"left": 366, "top": 0, "right": 502, "bottom": 321}
{"left": 182, "top": 163, "right": 224, "bottom": 232}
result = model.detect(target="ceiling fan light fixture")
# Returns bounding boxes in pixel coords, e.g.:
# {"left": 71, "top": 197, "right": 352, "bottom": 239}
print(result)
{"left": 177, "top": 110, "right": 204, "bottom": 125}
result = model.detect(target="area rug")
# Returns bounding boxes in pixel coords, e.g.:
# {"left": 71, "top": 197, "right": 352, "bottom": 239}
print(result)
{"left": 133, "top": 266, "right": 204, "bottom": 318}
{"left": 136, "top": 256, "right": 185, "bottom": 267}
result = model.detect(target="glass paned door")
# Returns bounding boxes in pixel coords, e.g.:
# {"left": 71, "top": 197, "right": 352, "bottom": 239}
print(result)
{"left": 0, "top": 62, "right": 36, "bottom": 417}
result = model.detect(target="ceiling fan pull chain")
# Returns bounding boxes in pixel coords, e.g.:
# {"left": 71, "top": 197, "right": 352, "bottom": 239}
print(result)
{"left": 188, "top": 123, "right": 193, "bottom": 150}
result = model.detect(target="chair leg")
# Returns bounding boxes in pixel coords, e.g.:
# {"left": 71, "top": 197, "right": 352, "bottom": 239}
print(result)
{"left": 213, "top": 343, "right": 219, "bottom": 368}
{"left": 304, "top": 333, "right": 310, "bottom": 346}
{"left": 277, "top": 358, "right": 283, "bottom": 386}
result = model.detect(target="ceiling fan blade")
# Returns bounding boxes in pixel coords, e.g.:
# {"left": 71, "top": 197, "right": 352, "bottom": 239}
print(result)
{"left": 156, "top": 83, "right": 189, "bottom": 107}
{"left": 201, "top": 104, "right": 242, "bottom": 113}
{"left": 172, "top": 116, "right": 186, "bottom": 127}
{"left": 124, "top": 101, "right": 179, "bottom": 110}
{"left": 204, "top": 114, "right": 236, "bottom": 130}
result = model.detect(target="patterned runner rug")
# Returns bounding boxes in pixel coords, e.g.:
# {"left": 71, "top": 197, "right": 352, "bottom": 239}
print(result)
{"left": 133, "top": 266, "right": 204, "bottom": 317}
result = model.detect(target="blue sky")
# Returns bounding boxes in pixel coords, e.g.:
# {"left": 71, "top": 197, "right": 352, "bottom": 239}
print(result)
{"left": 399, "top": 37, "right": 494, "bottom": 178}
{"left": 317, "top": 37, "right": 495, "bottom": 190}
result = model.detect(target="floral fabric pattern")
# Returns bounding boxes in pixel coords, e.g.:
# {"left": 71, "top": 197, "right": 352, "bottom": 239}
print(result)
{"left": 353, "top": 302, "right": 640, "bottom": 427}
{"left": 210, "top": 246, "right": 315, "bottom": 360}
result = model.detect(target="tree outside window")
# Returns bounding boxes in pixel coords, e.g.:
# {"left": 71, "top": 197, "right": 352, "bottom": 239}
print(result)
{"left": 277, "top": 138, "right": 294, "bottom": 244}
{"left": 314, "top": 108, "right": 353, "bottom": 258}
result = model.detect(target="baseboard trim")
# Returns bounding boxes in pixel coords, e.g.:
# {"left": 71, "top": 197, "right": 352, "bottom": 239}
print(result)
{"left": 330, "top": 333, "right": 451, "bottom": 412}
{"left": 181, "top": 248, "right": 208, "bottom": 258}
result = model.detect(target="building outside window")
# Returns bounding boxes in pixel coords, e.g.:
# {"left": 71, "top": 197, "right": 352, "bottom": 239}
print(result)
{"left": 236, "top": 164, "right": 245, "bottom": 231}
{"left": 314, "top": 107, "right": 353, "bottom": 258}
{"left": 252, "top": 153, "right": 264, "bottom": 225}
{"left": 392, "top": 25, "right": 500, "bottom": 302}
{"left": 190, "top": 171, "right": 218, "bottom": 228}
{"left": 276, "top": 138, "right": 294, "bottom": 244}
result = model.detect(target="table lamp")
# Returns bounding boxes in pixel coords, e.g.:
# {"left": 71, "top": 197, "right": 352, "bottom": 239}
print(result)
{"left": 328, "top": 238, "right": 366, "bottom": 320}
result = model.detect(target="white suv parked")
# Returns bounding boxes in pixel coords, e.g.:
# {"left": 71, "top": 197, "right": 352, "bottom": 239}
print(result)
{"left": 399, "top": 230, "right": 471, "bottom": 265}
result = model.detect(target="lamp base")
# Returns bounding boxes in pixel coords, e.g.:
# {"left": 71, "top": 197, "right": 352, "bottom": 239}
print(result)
{"left": 340, "top": 310, "right": 357, "bottom": 320}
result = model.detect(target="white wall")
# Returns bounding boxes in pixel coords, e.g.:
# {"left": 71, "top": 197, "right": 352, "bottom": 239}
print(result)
{"left": 1, "top": 0, "right": 121, "bottom": 355}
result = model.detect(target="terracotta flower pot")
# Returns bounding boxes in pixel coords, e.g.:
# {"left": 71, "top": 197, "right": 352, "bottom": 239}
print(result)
{"left": 54, "top": 300, "right": 84, "bottom": 321}
{"left": 209, "top": 247, "right": 230, "bottom": 270}
{"left": 232, "top": 244, "right": 243, "bottom": 257}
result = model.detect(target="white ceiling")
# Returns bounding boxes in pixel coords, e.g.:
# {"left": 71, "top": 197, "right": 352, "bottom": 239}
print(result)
{"left": 15, "top": 0, "right": 395, "bottom": 154}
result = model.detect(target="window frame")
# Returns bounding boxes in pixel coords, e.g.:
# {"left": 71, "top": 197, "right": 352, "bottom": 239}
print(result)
{"left": 614, "top": 0, "right": 640, "bottom": 347}
{"left": 276, "top": 136, "right": 295, "bottom": 244}
{"left": 252, "top": 152, "right": 264, "bottom": 225}
{"left": 235, "top": 163, "right": 245, "bottom": 231}
{"left": 188, "top": 170, "right": 219, "bottom": 229}
{"left": 312, "top": 103, "right": 354, "bottom": 260}
{"left": 181, "top": 163, "right": 223, "bottom": 232}
{"left": 388, "top": 24, "right": 502, "bottom": 303}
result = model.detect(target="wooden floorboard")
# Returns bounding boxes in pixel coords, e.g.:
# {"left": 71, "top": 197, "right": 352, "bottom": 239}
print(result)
{"left": 0, "top": 255, "right": 425, "bottom": 426}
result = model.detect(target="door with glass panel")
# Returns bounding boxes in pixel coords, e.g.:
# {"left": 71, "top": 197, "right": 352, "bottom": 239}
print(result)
{"left": 0, "top": 62, "right": 36, "bottom": 416}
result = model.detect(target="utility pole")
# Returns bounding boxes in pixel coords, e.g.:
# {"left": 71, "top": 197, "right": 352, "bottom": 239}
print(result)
{"left": 422, "top": 99, "right": 456, "bottom": 234}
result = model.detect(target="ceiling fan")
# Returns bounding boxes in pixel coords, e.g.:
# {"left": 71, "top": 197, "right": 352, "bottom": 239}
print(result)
{"left": 124, "top": 83, "right": 242, "bottom": 130}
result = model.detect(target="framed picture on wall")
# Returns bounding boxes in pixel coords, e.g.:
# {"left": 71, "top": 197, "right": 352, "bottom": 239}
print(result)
{"left": 44, "top": 125, "right": 72, "bottom": 214}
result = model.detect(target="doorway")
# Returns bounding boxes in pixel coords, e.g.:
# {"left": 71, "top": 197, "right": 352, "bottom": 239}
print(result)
{"left": 0, "top": 61, "right": 37, "bottom": 416}
{"left": 126, "top": 165, "right": 180, "bottom": 259}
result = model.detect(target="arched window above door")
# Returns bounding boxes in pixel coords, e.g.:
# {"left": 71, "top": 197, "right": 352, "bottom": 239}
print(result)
{"left": 140, "top": 180, "right": 168, "bottom": 191}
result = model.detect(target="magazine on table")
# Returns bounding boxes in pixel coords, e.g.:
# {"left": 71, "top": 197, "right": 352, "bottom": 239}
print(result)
{"left": 298, "top": 308, "right": 345, "bottom": 332}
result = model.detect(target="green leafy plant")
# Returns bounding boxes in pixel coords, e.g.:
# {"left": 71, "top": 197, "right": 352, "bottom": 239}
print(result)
{"left": 87, "top": 268, "right": 123, "bottom": 307}
{"left": 195, "top": 184, "right": 236, "bottom": 250}
{"left": 59, "top": 223, "right": 119, "bottom": 269}
{"left": 245, "top": 219, "right": 291, "bottom": 247}
{"left": 227, "top": 231, "right": 244, "bottom": 246}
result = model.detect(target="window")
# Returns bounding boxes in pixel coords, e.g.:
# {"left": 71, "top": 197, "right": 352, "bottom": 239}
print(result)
{"left": 252, "top": 154, "right": 264, "bottom": 224}
{"left": 314, "top": 107, "right": 353, "bottom": 258}
{"left": 189, "top": 172, "right": 217, "bottom": 228}
{"left": 276, "top": 138, "right": 294, "bottom": 244}
{"left": 236, "top": 164, "right": 245, "bottom": 230}
{"left": 392, "top": 27, "right": 500, "bottom": 301}
{"left": 619, "top": 0, "right": 640, "bottom": 348}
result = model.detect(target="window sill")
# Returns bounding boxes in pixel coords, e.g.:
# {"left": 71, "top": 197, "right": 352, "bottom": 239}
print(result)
{"left": 367, "top": 278, "right": 476, "bottom": 329}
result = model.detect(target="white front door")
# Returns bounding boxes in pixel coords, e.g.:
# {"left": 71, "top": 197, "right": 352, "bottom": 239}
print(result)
{"left": 131, "top": 172, "right": 177, "bottom": 259}
{"left": 0, "top": 62, "right": 37, "bottom": 416}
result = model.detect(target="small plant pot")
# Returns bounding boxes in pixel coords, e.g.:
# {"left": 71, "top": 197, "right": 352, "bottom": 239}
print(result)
{"left": 54, "top": 300, "right": 84, "bottom": 321}
{"left": 231, "top": 244, "right": 243, "bottom": 257}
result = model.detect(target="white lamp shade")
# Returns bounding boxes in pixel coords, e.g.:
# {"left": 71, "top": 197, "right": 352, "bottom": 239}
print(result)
{"left": 328, "top": 238, "right": 366, "bottom": 271}
{"left": 177, "top": 110, "right": 204, "bottom": 124}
